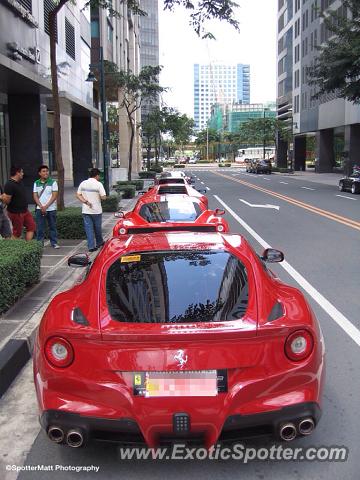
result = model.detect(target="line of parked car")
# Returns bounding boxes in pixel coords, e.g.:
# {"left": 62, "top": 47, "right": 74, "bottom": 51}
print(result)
{"left": 245, "top": 158, "right": 272, "bottom": 174}
{"left": 32, "top": 169, "right": 325, "bottom": 450}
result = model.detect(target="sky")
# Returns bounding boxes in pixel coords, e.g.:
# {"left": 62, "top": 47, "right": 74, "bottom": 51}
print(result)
{"left": 158, "top": 0, "right": 277, "bottom": 118}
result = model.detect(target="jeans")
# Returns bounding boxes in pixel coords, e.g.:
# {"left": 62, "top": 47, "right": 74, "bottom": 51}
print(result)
{"left": 35, "top": 209, "right": 58, "bottom": 246}
{"left": 83, "top": 214, "right": 103, "bottom": 250}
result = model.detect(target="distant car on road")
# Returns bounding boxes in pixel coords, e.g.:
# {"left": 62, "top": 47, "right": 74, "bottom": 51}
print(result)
{"left": 338, "top": 172, "right": 360, "bottom": 194}
{"left": 248, "top": 159, "right": 272, "bottom": 174}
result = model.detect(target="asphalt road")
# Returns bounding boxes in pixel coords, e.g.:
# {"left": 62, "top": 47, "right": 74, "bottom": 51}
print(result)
{"left": 1, "top": 168, "right": 359, "bottom": 480}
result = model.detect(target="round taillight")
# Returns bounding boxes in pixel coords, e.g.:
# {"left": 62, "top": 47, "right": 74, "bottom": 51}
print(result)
{"left": 217, "top": 224, "right": 225, "bottom": 232}
{"left": 119, "top": 227, "right": 127, "bottom": 235}
{"left": 285, "top": 330, "right": 314, "bottom": 362}
{"left": 45, "top": 337, "right": 74, "bottom": 368}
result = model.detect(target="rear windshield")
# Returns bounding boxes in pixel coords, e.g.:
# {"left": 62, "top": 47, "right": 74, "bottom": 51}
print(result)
{"left": 139, "top": 201, "right": 202, "bottom": 223}
{"left": 106, "top": 251, "right": 249, "bottom": 323}
{"left": 158, "top": 185, "right": 187, "bottom": 194}
{"left": 158, "top": 178, "right": 185, "bottom": 185}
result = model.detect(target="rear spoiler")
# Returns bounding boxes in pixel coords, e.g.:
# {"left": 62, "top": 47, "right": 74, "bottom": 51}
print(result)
{"left": 126, "top": 225, "right": 218, "bottom": 234}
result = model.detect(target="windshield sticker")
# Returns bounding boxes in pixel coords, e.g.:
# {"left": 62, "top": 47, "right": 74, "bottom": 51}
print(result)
{"left": 121, "top": 255, "right": 141, "bottom": 263}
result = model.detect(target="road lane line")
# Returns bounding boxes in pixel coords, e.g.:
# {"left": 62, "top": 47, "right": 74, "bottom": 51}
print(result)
{"left": 213, "top": 171, "right": 360, "bottom": 231}
{"left": 201, "top": 181, "right": 205, "bottom": 184}
{"left": 336, "top": 195, "right": 357, "bottom": 201}
{"left": 301, "top": 186, "right": 316, "bottom": 191}
{"left": 279, "top": 181, "right": 288, "bottom": 184}
{"left": 214, "top": 195, "right": 360, "bottom": 348}
{"left": 206, "top": 187, "right": 211, "bottom": 191}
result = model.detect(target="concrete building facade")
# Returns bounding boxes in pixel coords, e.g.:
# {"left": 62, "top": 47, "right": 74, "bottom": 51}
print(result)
{"left": 0, "top": 0, "right": 98, "bottom": 193}
{"left": 193, "top": 63, "right": 250, "bottom": 131}
{"left": 277, "top": 0, "right": 360, "bottom": 172}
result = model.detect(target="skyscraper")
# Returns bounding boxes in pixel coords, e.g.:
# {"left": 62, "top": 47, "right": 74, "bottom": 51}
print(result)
{"left": 193, "top": 63, "right": 250, "bottom": 131}
{"left": 140, "top": 0, "right": 160, "bottom": 118}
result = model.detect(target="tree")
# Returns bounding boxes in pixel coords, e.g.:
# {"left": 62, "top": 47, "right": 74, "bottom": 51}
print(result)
{"left": 115, "top": 66, "right": 165, "bottom": 180}
{"left": 107, "top": 104, "right": 120, "bottom": 165}
{"left": 166, "top": 112, "right": 195, "bottom": 154}
{"left": 308, "top": 0, "right": 360, "bottom": 103}
{"left": 47, "top": 0, "right": 239, "bottom": 207}
{"left": 237, "top": 117, "right": 291, "bottom": 158}
{"left": 141, "top": 107, "right": 168, "bottom": 170}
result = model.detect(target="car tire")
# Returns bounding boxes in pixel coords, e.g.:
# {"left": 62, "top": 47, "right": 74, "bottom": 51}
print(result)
{"left": 351, "top": 183, "right": 359, "bottom": 194}
{"left": 339, "top": 182, "right": 345, "bottom": 192}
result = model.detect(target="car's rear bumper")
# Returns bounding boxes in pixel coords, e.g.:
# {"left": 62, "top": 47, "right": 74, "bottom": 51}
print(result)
{"left": 40, "top": 402, "right": 321, "bottom": 448}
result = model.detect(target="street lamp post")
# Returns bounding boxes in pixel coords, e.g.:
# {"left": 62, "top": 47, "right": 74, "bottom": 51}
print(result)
{"left": 86, "top": 46, "right": 109, "bottom": 195}
{"left": 263, "top": 107, "right": 269, "bottom": 160}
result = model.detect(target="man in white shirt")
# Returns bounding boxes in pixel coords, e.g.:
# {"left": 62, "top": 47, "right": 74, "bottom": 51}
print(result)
{"left": 76, "top": 168, "right": 107, "bottom": 252}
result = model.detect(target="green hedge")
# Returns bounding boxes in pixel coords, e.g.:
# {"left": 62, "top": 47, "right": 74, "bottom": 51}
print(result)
{"left": 174, "top": 164, "right": 186, "bottom": 169}
{"left": 117, "top": 185, "right": 136, "bottom": 199}
{"left": 219, "top": 163, "right": 231, "bottom": 167}
{"left": 55, "top": 208, "right": 86, "bottom": 239}
{"left": 0, "top": 240, "right": 42, "bottom": 314}
{"left": 115, "top": 180, "right": 144, "bottom": 191}
{"left": 101, "top": 194, "right": 120, "bottom": 212}
{"left": 150, "top": 165, "right": 163, "bottom": 173}
{"left": 139, "top": 171, "right": 157, "bottom": 179}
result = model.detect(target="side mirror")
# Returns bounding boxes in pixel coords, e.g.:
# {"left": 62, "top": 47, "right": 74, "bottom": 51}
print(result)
{"left": 197, "top": 189, "right": 207, "bottom": 194}
{"left": 68, "top": 253, "right": 91, "bottom": 268}
{"left": 214, "top": 208, "right": 225, "bottom": 216}
{"left": 261, "top": 248, "right": 284, "bottom": 263}
{"left": 114, "top": 210, "right": 125, "bottom": 218}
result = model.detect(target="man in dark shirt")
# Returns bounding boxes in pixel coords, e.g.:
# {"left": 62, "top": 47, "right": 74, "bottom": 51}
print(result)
{"left": 2, "top": 166, "right": 35, "bottom": 240}
{"left": 0, "top": 185, "right": 12, "bottom": 239}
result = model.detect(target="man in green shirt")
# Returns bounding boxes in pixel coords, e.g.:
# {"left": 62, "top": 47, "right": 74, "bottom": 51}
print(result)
{"left": 33, "top": 165, "right": 59, "bottom": 248}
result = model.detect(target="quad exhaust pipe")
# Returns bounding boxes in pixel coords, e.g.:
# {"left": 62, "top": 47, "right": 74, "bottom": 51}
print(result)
{"left": 47, "top": 426, "right": 64, "bottom": 443}
{"left": 66, "top": 429, "right": 84, "bottom": 448}
{"left": 279, "top": 423, "right": 297, "bottom": 441}
{"left": 298, "top": 417, "right": 315, "bottom": 436}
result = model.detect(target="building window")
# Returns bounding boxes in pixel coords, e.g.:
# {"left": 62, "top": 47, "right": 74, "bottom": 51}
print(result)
{"left": 19, "top": 0, "right": 32, "bottom": 13}
{"left": 44, "top": 0, "right": 58, "bottom": 40}
{"left": 91, "top": 19, "right": 99, "bottom": 38}
{"left": 65, "top": 18, "right": 76, "bottom": 60}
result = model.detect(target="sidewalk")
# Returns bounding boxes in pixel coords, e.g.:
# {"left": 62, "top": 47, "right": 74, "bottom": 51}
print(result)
{"left": 277, "top": 170, "right": 343, "bottom": 186}
{"left": 0, "top": 185, "right": 144, "bottom": 398}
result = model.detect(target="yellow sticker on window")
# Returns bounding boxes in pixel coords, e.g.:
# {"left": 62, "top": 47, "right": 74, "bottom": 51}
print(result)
{"left": 121, "top": 255, "right": 141, "bottom": 263}
{"left": 134, "top": 374, "right": 142, "bottom": 386}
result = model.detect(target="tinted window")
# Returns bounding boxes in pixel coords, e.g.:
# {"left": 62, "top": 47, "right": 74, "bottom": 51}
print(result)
{"left": 106, "top": 251, "right": 249, "bottom": 323}
{"left": 139, "top": 201, "right": 202, "bottom": 223}
{"left": 158, "top": 178, "right": 185, "bottom": 185}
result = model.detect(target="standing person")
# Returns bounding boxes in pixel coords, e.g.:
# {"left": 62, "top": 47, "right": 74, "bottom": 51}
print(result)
{"left": 0, "top": 185, "right": 13, "bottom": 239}
{"left": 76, "top": 168, "right": 106, "bottom": 252}
{"left": 33, "top": 165, "right": 59, "bottom": 249}
{"left": 2, "top": 166, "right": 36, "bottom": 240}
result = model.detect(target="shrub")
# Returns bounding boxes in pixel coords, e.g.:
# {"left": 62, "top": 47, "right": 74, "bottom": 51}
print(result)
{"left": 132, "top": 180, "right": 144, "bottom": 190}
{"left": 162, "top": 162, "right": 175, "bottom": 167}
{"left": 139, "top": 171, "right": 157, "bottom": 179}
{"left": 56, "top": 208, "right": 86, "bottom": 239}
{"left": 0, "top": 240, "right": 42, "bottom": 314}
{"left": 150, "top": 165, "right": 163, "bottom": 173}
{"left": 219, "top": 163, "right": 231, "bottom": 167}
{"left": 101, "top": 194, "right": 120, "bottom": 212}
{"left": 198, "top": 159, "right": 215, "bottom": 163}
{"left": 174, "top": 164, "right": 186, "bottom": 169}
{"left": 115, "top": 180, "right": 144, "bottom": 191}
{"left": 117, "top": 185, "right": 136, "bottom": 199}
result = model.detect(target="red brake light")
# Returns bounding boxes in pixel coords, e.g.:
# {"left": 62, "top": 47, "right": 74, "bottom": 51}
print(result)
{"left": 285, "top": 330, "right": 314, "bottom": 361}
{"left": 217, "top": 224, "right": 225, "bottom": 232}
{"left": 119, "top": 227, "right": 127, "bottom": 235}
{"left": 45, "top": 337, "right": 74, "bottom": 368}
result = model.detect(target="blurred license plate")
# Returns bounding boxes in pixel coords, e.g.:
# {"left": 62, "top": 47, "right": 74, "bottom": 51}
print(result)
{"left": 136, "top": 371, "right": 218, "bottom": 398}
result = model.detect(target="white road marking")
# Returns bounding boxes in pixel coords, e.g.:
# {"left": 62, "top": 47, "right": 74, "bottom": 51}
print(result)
{"left": 214, "top": 195, "right": 360, "bottom": 348}
{"left": 240, "top": 199, "right": 280, "bottom": 211}
{"left": 262, "top": 177, "right": 271, "bottom": 181}
{"left": 336, "top": 194, "right": 357, "bottom": 201}
{"left": 301, "top": 186, "right": 316, "bottom": 191}
{"left": 279, "top": 181, "right": 288, "bottom": 184}
{"left": 201, "top": 181, "right": 205, "bottom": 184}
{"left": 206, "top": 187, "right": 211, "bottom": 191}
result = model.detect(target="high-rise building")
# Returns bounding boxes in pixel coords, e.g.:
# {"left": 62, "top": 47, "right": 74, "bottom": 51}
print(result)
{"left": 139, "top": 0, "right": 160, "bottom": 119}
{"left": 277, "top": 0, "right": 360, "bottom": 172}
{"left": 193, "top": 63, "right": 250, "bottom": 131}
{"left": 0, "top": 0, "right": 96, "bottom": 190}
